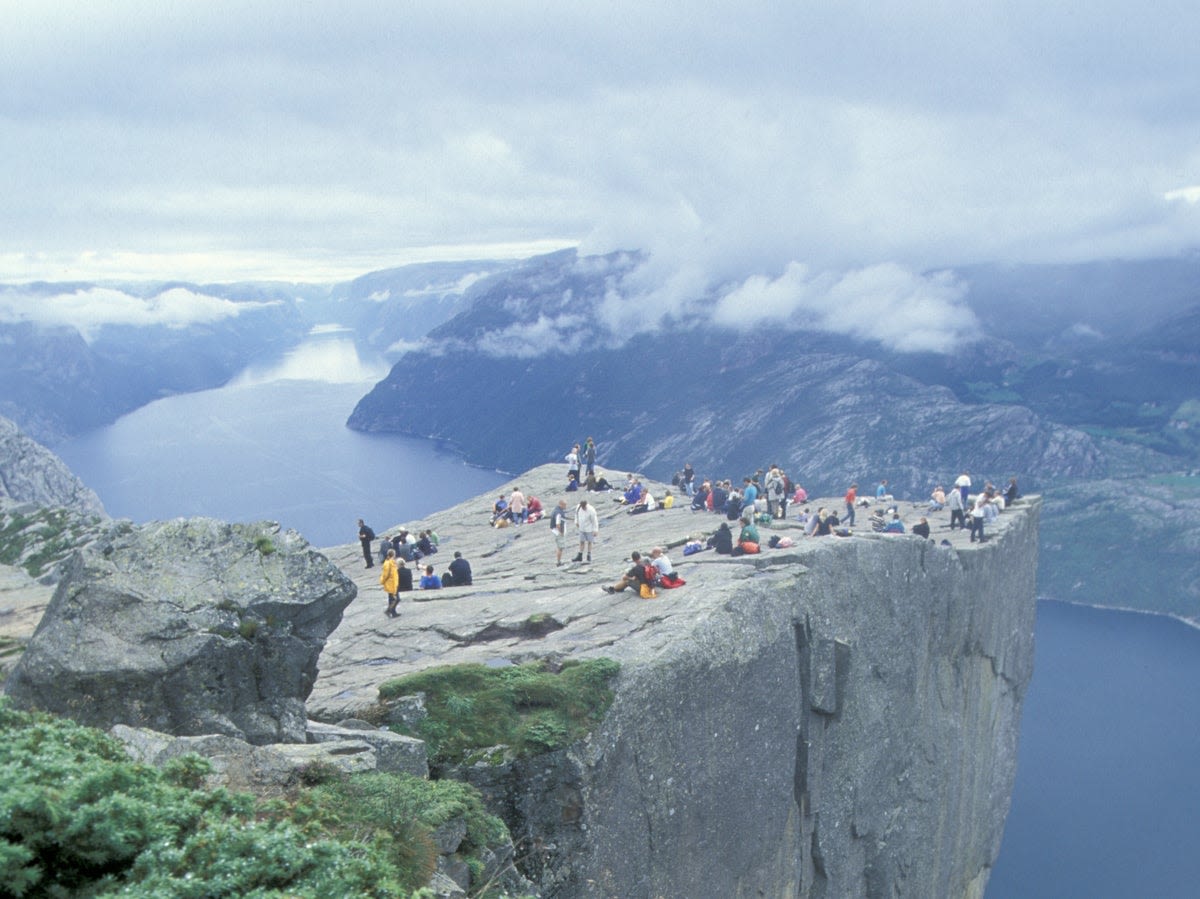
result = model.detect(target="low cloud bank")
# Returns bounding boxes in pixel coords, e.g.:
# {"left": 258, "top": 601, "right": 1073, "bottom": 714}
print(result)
{"left": 0, "top": 286, "right": 277, "bottom": 342}
{"left": 712, "top": 262, "right": 978, "bottom": 354}
{"left": 438, "top": 253, "right": 981, "bottom": 359}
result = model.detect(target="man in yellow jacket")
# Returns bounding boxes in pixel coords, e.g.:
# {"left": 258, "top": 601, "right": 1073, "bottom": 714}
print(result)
{"left": 380, "top": 549, "right": 400, "bottom": 618}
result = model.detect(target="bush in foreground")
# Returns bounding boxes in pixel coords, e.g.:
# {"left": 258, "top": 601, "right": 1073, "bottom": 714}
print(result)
{"left": 0, "top": 701, "right": 512, "bottom": 898}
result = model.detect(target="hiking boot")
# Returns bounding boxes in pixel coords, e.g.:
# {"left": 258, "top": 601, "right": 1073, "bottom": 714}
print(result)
{"left": 572, "top": 553, "right": 583, "bottom": 563}
{"left": 586, "top": 554, "right": 592, "bottom": 562}
{"left": 603, "top": 586, "right": 615, "bottom": 594}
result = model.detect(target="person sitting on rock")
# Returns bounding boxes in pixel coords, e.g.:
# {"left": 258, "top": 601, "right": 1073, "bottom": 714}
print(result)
{"left": 876, "top": 480, "right": 894, "bottom": 503}
{"left": 1004, "top": 477, "right": 1020, "bottom": 506}
{"left": 883, "top": 512, "right": 906, "bottom": 533}
{"left": 449, "top": 551, "right": 473, "bottom": 586}
{"left": 738, "top": 515, "right": 760, "bottom": 547}
{"left": 710, "top": 480, "right": 729, "bottom": 515}
{"left": 603, "top": 551, "right": 653, "bottom": 594}
{"left": 419, "top": 564, "right": 442, "bottom": 589}
{"left": 620, "top": 479, "right": 645, "bottom": 505}
{"left": 417, "top": 531, "right": 437, "bottom": 556}
{"left": 708, "top": 521, "right": 734, "bottom": 554}
{"left": 525, "top": 495, "right": 544, "bottom": 523}
{"left": 912, "top": 517, "right": 931, "bottom": 539}
{"left": 586, "top": 472, "right": 613, "bottom": 491}
{"left": 397, "top": 558, "right": 413, "bottom": 593}
{"left": 928, "top": 485, "right": 946, "bottom": 511}
{"left": 649, "top": 547, "right": 685, "bottom": 588}
{"left": 814, "top": 509, "right": 839, "bottom": 537}
{"left": 491, "top": 495, "right": 510, "bottom": 525}
{"left": 725, "top": 489, "right": 744, "bottom": 521}
{"left": 869, "top": 508, "right": 888, "bottom": 532}
{"left": 691, "top": 480, "right": 711, "bottom": 511}
{"left": 628, "top": 487, "right": 658, "bottom": 514}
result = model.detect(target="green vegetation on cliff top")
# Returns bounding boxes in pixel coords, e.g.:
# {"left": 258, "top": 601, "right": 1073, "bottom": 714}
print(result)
{"left": 380, "top": 657, "right": 620, "bottom": 765}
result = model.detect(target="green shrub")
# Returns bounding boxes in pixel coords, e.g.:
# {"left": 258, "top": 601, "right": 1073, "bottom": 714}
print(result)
{"left": 0, "top": 701, "right": 410, "bottom": 898}
{"left": 378, "top": 658, "right": 620, "bottom": 765}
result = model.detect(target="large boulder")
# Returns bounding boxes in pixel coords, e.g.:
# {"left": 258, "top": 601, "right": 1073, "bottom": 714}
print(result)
{"left": 4, "top": 517, "right": 355, "bottom": 744}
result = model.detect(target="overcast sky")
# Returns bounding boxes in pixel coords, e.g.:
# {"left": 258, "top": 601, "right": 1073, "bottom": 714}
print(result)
{"left": 3, "top": 2, "right": 1199, "bottom": 297}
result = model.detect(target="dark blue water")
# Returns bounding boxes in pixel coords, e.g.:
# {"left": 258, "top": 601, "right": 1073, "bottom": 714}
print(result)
{"left": 988, "top": 600, "right": 1200, "bottom": 897}
{"left": 53, "top": 377, "right": 507, "bottom": 548}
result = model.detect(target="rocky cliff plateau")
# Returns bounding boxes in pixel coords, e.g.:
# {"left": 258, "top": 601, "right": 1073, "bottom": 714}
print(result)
{"left": 315, "top": 463, "right": 1039, "bottom": 897}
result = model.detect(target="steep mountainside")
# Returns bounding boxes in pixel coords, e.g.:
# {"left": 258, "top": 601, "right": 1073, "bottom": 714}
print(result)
{"left": 348, "top": 250, "right": 1103, "bottom": 496}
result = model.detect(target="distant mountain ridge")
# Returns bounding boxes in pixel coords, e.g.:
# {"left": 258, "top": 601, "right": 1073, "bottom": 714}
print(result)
{"left": 348, "top": 249, "right": 1121, "bottom": 496}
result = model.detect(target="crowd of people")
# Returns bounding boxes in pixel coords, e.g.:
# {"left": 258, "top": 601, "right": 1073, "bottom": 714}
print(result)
{"left": 360, "top": 440, "right": 1024, "bottom": 616}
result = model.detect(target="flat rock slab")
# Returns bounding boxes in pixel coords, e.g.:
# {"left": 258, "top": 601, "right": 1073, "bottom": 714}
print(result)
{"left": 310, "top": 464, "right": 1029, "bottom": 720}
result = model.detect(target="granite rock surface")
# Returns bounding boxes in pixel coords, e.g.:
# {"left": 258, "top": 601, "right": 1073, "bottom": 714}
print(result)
{"left": 5, "top": 517, "right": 356, "bottom": 744}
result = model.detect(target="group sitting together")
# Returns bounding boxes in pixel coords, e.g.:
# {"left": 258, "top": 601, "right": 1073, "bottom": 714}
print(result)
{"left": 616, "top": 475, "right": 675, "bottom": 514}
{"left": 378, "top": 528, "right": 439, "bottom": 564}
{"left": 491, "top": 487, "right": 544, "bottom": 526}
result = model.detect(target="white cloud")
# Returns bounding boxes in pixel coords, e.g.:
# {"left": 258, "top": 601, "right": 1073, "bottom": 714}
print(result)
{"left": 3, "top": 0, "right": 1200, "bottom": 348}
{"left": 475, "top": 313, "right": 590, "bottom": 359}
{"left": 1165, "top": 186, "right": 1200, "bottom": 204}
{"left": 0, "top": 286, "right": 278, "bottom": 341}
{"left": 231, "top": 337, "right": 389, "bottom": 385}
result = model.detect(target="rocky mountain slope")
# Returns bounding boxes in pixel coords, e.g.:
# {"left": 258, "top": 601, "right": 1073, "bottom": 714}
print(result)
{"left": 0, "top": 414, "right": 105, "bottom": 515}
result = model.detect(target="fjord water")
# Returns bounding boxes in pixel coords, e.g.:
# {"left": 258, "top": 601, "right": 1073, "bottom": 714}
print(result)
{"left": 49, "top": 338, "right": 1199, "bottom": 896}
{"left": 987, "top": 600, "right": 1200, "bottom": 897}
{"left": 53, "top": 337, "right": 507, "bottom": 548}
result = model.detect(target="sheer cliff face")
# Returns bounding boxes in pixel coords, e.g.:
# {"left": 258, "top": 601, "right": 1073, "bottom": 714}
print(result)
{"left": 574, "top": 503, "right": 1039, "bottom": 899}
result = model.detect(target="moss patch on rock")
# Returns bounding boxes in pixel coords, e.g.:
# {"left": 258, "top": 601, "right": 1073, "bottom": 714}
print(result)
{"left": 378, "top": 658, "right": 620, "bottom": 765}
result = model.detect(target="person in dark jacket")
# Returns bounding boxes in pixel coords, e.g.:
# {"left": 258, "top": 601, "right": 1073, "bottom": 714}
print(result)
{"left": 397, "top": 559, "right": 414, "bottom": 593}
{"left": 357, "top": 519, "right": 375, "bottom": 568}
{"left": 449, "top": 551, "right": 473, "bottom": 586}
{"left": 708, "top": 522, "right": 734, "bottom": 554}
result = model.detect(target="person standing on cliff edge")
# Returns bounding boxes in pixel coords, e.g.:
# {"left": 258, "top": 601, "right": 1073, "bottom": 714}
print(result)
{"left": 583, "top": 437, "right": 597, "bottom": 477}
{"left": 844, "top": 483, "right": 858, "bottom": 527}
{"left": 357, "top": 518, "right": 376, "bottom": 568}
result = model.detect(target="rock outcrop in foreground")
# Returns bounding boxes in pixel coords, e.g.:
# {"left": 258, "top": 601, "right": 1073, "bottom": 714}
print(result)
{"left": 5, "top": 518, "right": 355, "bottom": 744}
{"left": 316, "top": 464, "right": 1040, "bottom": 898}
